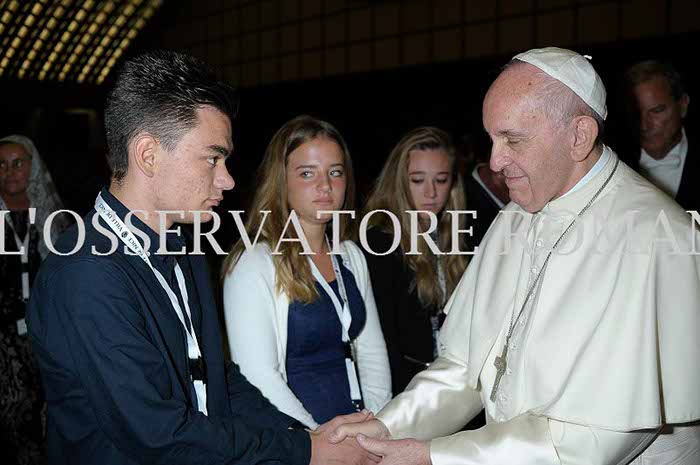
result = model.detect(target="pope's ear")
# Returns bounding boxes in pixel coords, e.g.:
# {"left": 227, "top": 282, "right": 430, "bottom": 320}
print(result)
{"left": 570, "top": 115, "right": 599, "bottom": 162}
{"left": 130, "top": 134, "right": 159, "bottom": 178}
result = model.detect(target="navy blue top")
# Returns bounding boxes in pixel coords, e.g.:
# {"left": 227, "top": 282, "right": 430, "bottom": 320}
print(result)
{"left": 27, "top": 188, "right": 310, "bottom": 465}
{"left": 286, "top": 262, "right": 366, "bottom": 424}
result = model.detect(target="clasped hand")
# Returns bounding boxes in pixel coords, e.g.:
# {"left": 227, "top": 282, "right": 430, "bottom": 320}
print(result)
{"left": 312, "top": 410, "right": 432, "bottom": 465}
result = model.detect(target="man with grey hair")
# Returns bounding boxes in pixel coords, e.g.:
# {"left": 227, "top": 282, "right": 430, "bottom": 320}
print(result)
{"left": 323, "top": 47, "right": 700, "bottom": 464}
{"left": 623, "top": 60, "right": 696, "bottom": 212}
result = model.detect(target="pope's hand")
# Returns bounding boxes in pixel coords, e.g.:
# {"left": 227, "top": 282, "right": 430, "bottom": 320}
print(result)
{"left": 327, "top": 416, "right": 391, "bottom": 444}
{"left": 315, "top": 410, "right": 375, "bottom": 436}
{"left": 355, "top": 434, "right": 431, "bottom": 465}
{"left": 309, "top": 426, "right": 380, "bottom": 465}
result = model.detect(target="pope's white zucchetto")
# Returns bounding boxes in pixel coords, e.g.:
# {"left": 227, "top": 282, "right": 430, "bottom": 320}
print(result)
{"left": 513, "top": 47, "right": 608, "bottom": 120}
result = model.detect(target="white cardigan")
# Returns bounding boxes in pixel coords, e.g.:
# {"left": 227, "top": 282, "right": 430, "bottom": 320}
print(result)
{"left": 223, "top": 241, "right": 392, "bottom": 428}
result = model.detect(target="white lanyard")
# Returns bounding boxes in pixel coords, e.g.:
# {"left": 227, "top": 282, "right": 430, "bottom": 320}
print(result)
{"left": 95, "top": 193, "right": 208, "bottom": 415}
{"left": 6, "top": 210, "right": 32, "bottom": 336}
{"left": 308, "top": 239, "right": 352, "bottom": 342}
{"left": 10, "top": 218, "right": 31, "bottom": 300}
{"left": 307, "top": 239, "right": 362, "bottom": 406}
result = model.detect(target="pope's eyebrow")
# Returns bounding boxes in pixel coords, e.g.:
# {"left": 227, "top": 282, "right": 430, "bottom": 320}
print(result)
{"left": 496, "top": 130, "right": 528, "bottom": 138}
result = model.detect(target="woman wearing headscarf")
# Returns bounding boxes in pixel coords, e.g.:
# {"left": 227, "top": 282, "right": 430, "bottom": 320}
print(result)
{"left": 1, "top": 135, "right": 68, "bottom": 464}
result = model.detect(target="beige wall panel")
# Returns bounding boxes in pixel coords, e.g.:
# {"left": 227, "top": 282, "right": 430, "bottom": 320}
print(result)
{"left": 464, "top": 21, "right": 497, "bottom": 57}
{"left": 261, "top": 29, "right": 278, "bottom": 57}
{"left": 671, "top": 0, "right": 700, "bottom": 33}
{"left": 433, "top": 0, "right": 463, "bottom": 27}
{"left": 260, "top": 0, "right": 279, "bottom": 28}
{"left": 403, "top": 32, "right": 431, "bottom": 66}
{"left": 536, "top": 9, "right": 574, "bottom": 47}
{"left": 578, "top": 2, "right": 618, "bottom": 44}
{"left": 500, "top": 0, "right": 534, "bottom": 16}
{"left": 223, "top": 8, "right": 239, "bottom": 36}
{"left": 621, "top": 1, "right": 666, "bottom": 39}
{"left": 281, "top": 0, "right": 300, "bottom": 23}
{"left": 260, "top": 58, "right": 279, "bottom": 84}
{"left": 499, "top": 16, "right": 534, "bottom": 53}
{"left": 281, "top": 54, "right": 300, "bottom": 81}
{"left": 537, "top": 0, "right": 574, "bottom": 9}
{"left": 223, "top": 36, "right": 240, "bottom": 64}
{"left": 324, "top": 46, "right": 347, "bottom": 75}
{"left": 374, "top": 2, "right": 400, "bottom": 37}
{"left": 302, "top": 51, "right": 323, "bottom": 79}
{"left": 325, "top": 0, "right": 347, "bottom": 14}
{"left": 434, "top": 27, "right": 462, "bottom": 62}
{"left": 207, "top": 14, "right": 224, "bottom": 40}
{"left": 464, "top": 0, "right": 497, "bottom": 21}
{"left": 402, "top": 1, "right": 432, "bottom": 33}
{"left": 302, "top": 19, "right": 322, "bottom": 49}
{"left": 349, "top": 42, "right": 372, "bottom": 72}
{"left": 349, "top": 8, "right": 372, "bottom": 41}
{"left": 326, "top": 13, "right": 347, "bottom": 46}
{"left": 242, "top": 32, "right": 259, "bottom": 61}
{"left": 374, "top": 37, "right": 400, "bottom": 70}
{"left": 280, "top": 23, "right": 300, "bottom": 53}
{"left": 302, "top": 0, "right": 323, "bottom": 18}
{"left": 240, "top": 61, "right": 260, "bottom": 87}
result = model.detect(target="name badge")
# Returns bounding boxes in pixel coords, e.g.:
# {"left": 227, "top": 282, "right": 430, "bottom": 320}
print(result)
{"left": 16, "top": 318, "right": 27, "bottom": 336}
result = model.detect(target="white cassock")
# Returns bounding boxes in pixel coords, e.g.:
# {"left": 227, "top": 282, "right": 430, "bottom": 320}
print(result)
{"left": 376, "top": 147, "right": 700, "bottom": 465}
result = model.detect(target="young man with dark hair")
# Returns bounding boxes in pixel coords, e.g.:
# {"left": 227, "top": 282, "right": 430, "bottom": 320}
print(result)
{"left": 27, "top": 50, "right": 373, "bottom": 465}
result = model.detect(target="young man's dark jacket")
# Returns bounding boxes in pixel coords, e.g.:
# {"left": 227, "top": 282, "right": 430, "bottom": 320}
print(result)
{"left": 27, "top": 188, "right": 310, "bottom": 465}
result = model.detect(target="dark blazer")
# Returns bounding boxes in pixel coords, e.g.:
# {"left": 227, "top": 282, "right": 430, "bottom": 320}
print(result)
{"left": 27, "top": 188, "right": 310, "bottom": 465}
{"left": 620, "top": 129, "right": 698, "bottom": 213}
{"left": 464, "top": 166, "right": 504, "bottom": 250}
{"left": 360, "top": 229, "right": 436, "bottom": 395}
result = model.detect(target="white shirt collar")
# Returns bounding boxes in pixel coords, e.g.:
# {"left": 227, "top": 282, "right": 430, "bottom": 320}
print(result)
{"left": 558, "top": 145, "right": 611, "bottom": 200}
{"left": 638, "top": 128, "right": 688, "bottom": 198}
{"left": 639, "top": 128, "right": 687, "bottom": 170}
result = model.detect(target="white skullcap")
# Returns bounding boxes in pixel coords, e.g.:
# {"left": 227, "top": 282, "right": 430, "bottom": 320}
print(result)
{"left": 513, "top": 47, "right": 607, "bottom": 120}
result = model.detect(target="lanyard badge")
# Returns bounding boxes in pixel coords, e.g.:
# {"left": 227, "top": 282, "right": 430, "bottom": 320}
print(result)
{"left": 95, "top": 193, "right": 208, "bottom": 415}
{"left": 309, "top": 239, "right": 364, "bottom": 411}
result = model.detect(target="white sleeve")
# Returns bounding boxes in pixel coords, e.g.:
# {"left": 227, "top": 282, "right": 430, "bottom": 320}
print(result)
{"left": 428, "top": 414, "right": 658, "bottom": 465}
{"left": 223, "top": 249, "right": 318, "bottom": 429}
{"left": 349, "top": 246, "right": 392, "bottom": 413}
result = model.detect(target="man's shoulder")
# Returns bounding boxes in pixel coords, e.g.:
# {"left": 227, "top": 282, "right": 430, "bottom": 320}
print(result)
{"left": 37, "top": 211, "right": 133, "bottom": 290}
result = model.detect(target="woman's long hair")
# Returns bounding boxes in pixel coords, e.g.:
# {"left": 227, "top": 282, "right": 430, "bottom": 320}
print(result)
{"left": 362, "top": 127, "right": 468, "bottom": 309}
{"left": 222, "top": 115, "right": 356, "bottom": 303}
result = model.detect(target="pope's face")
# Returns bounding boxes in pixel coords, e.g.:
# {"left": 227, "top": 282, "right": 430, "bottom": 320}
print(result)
{"left": 152, "top": 105, "right": 235, "bottom": 223}
{"left": 483, "top": 65, "right": 575, "bottom": 213}
{"left": 286, "top": 137, "right": 346, "bottom": 230}
{"left": 632, "top": 76, "right": 688, "bottom": 160}
{"left": 0, "top": 143, "right": 32, "bottom": 198}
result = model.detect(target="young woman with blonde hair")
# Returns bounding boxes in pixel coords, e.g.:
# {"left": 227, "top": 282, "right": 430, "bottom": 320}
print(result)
{"left": 361, "top": 126, "right": 469, "bottom": 395}
{"left": 222, "top": 115, "right": 390, "bottom": 429}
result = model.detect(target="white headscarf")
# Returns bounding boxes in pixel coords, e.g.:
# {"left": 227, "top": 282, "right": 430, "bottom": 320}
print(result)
{"left": 0, "top": 134, "right": 68, "bottom": 258}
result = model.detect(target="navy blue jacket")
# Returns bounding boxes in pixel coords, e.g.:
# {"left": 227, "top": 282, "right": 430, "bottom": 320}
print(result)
{"left": 27, "top": 188, "right": 311, "bottom": 465}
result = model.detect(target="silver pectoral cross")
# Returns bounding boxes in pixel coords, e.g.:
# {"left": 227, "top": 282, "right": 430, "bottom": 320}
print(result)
{"left": 489, "top": 343, "right": 509, "bottom": 402}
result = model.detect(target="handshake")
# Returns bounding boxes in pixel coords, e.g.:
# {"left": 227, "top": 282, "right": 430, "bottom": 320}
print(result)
{"left": 308, "top": 410, "right": 430, "bottom": 465}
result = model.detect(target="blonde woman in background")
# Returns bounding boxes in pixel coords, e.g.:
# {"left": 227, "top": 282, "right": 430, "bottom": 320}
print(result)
{"left": 360, "top": 127, "right": 470, "bottom": 395}
{"left": 222, "top": 115, "right": 391, "bottom": 429}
